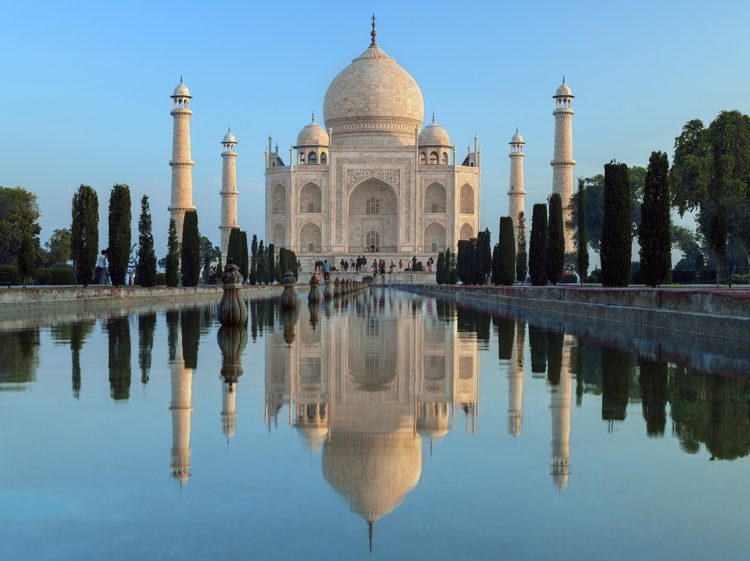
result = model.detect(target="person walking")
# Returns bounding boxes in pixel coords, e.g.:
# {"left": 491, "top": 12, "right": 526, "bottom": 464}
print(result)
{"left": 323, "top": 260, "right": 330, "bottom": 281}
{"left": 398, "top": 259, "right": 403, "bottom": 272}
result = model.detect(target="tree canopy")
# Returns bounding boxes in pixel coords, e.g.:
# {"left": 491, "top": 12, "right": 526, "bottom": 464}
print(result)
{"left": 0, "top": 186, "right": 41, "bottom": 265}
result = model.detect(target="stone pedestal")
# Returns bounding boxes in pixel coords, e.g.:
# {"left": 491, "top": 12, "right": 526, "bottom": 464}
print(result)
{"left": 218, "top": 264, "right": 248, "bottom": 326}
{"left": 308, "top": 275, "right": 321, "bottom": 303}
{"left": 280, "top": 271, "right": 298, "bottom": 310}
{"left": 323, "top": 279, "right": 333, "bottom": 300}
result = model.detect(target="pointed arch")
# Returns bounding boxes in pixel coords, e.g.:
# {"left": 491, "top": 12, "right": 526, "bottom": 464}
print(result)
{"left": 424, "top": 182, "right": 446, "bottom": 213}
{"left": 299, "top": 222, "right": 322, "bottom": 253}
{"left": 300, "top": 182, "right": 322, "bottom": 213}
{"left": 460, "top": 183, "right": 474, "bottom": 214}
{"left": 459, "top": 222, "right": 474, "bottom": 240}
{"left": 272, "top": 184, "right": 286, "bottom": 214}
{"left": 424, "top": 222, "right": 446, "bottom": 252}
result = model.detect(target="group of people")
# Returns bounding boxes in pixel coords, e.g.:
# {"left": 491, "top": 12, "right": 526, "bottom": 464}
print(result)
{"left": 93, "top": 249, "right": 137, "bottom": 285}
{"left": 334, "top": 255, "right": 436, "bottom": 273}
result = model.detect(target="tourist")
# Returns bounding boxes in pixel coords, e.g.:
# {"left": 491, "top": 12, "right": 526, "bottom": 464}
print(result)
{"left": 126, "top": 257, "right": 136, "bottom": 285}
{"left": 323, "top": 260, "right": 330, "bottom": 281}
{"left": 427, "top": 257, "right": 434, "bottom": 272}
{"left": 95, "top": 249, "right": 110, "bottom": 285}
{"left": 411, "top": 256, "right": 417, "bottom": 270}
{"left": 398, "top": 259, "right": 403, "bottom": 272}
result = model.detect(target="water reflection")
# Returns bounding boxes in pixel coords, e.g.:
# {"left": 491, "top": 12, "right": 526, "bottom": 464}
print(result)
{"left": 264, "top": 293, "right": 480, "bottom": 544}
{"left": 1, "top": 290, "right": 750, "bottom": 556}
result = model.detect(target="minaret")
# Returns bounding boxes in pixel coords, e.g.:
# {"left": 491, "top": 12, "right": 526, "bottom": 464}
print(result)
{"left": 507, "top": 321, "right": 525, "bottom": 436}
{"left": 550, "top": 334, "right": 574, "bottom": 490}
{"left": 508, "top": 129, "right": 526, "bottom": 227}
{"left": 220, "top": 128, "right": 239, "bottom": 259}
{"left": 169, "top": 335, "right": 193, "bottom": 485}
{"left": 169, "top": 77, "right": 195, "bottom": 240}
{"left": 551, "top": 78, "right": 575, "bottom": 252}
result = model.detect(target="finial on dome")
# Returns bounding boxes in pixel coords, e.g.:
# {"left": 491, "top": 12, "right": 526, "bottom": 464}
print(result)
{"left": 516, "top": 127, "right": 519, "bottom": 134}
{"left": 228, "top": 126, "right": 231, "bottom": 133}
{"left": 432, "top": 111, "right": 435, "bottom": 124}
{"left": 311, "top": 111, "right": 315, "bottom": 123}
{"left": 370, "top": 14, "right": 377, "bottom": 46}
{"left": 368, "top": 519, "right": 374, "bottom": 553}
{"left": 563, "top": 75, "right": 566, "bottom": 84}
{"left": 180, "top": 74, "right": 183, "bottom": 84}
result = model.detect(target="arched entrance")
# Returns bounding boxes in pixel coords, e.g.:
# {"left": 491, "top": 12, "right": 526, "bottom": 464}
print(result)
{"left": 347, "top": 178, "right": 398, "bottom": 253}
{"left": 459, "top": 223, "right": 474, "bottom": 240}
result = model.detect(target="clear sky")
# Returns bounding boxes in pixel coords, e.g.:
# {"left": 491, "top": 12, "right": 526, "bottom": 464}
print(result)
{"left": 1, "top": 0, "right": 748, "bottom": 255}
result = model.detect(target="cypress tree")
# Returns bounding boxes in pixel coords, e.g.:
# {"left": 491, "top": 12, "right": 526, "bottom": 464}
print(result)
{"left": 226, "top": 228, "right": 242, "bottom": 269}
{"left": 601, "top": 162, "right": 632, "bottom": 287}
{"left": 477, "top": 229, "right": 492, "bottom": 285}
{"left": 575, "top": 179, "right": 589, "bottom": 282}
{"left": 515, "top": 211, "right": 527, "bottom": 283}
{"left": 249, "top": 234, "right": 258, "bottom": 285}
{"left": 257, "top": 240, "right": 267, "bottom": 284}
{"left": 639, "top": 152, "right": 672, "bottom": 287}
{"left": 456, "top": 240, "right": 472, "bottom": 284}
{"left": 71, "top": 184, "right": 99, "bottom": 286}
{"left": 546, "top": 193, "right": 564, "bottom": 285}
{"left": 17, "top": 232, "right": 35, "bottom": 286}
{"left": 136, "top": 195, "right": 157, "bottom": 287}
{"left": 499, "top": 216, "right": 516, "bottom": 286}
{"left": 446, "top": 248, "right": 457, "bottom": 284}
{"left": 268, "top": 243, "right": 275, "bottom": 284}
{"left": 240, "top": 231, "right": 249, "bottom": 282}
{"left": 529, "top": 203, "right": 548, "bottom": 286}
{"left": 491, "top": 244, "right": 500, "bottom": 285}
{"left": 437, "top": 251, "right": 446, "bottom": 284}
{"left": 107, "top": 184, "right": 131, "bottom": 286}
{"left": 165, "top": 218, "right": 180, "bottom": 287}
{"left": 180, "top": 209, "right": 200, "bottom": 287}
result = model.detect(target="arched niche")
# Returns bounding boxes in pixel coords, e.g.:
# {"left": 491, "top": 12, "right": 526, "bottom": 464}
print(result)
{"left": 459, "top": 222, "right": 474, "bottom": 240}
{"left": 460, "top": 183, "right": 474, "bottom": 214}
{"left": 300, "top": 182, "right": 322, "bottom": 213}
{"left": 347, "top": 178, "right": 398, "bottom": 253}
{"left": 272, "top": 184, "right": 286, "bottom": 214}
{"left": 424, "top": 182, "right": 446, "bottom": 213}
{"left": 273, "top": 223, "right": 286, "bottom": 246}
{"left": 299, "top": 222, "right": 322, "bottom": 253}
{"left": 424, "top": 222, "right": 446, "bottom": 252}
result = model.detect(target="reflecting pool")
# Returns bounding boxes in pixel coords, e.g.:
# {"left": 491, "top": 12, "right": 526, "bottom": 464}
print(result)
{"left": 1, "top": 290, "right": 749, "bottom": 560}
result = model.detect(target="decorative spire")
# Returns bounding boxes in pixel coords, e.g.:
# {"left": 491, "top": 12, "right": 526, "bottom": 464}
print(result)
{"left": 311, "top": 111, "right": 315, "bottom": 123}
{"left": 180, "top": 74, "right": 183, "bottom": 84}
{"left": 562, "top": 75, "right": 566, "bottom": 84}
{"left": 370, "top": 14, "right": 377, "bottom": 46}
{"left": 228, "top": 126, "right": 231, "bottom": 133}
{"left": 368, "top": 519, "right": 374, "bottom": 553}
{"left": 516, "top": 127, "right": 519, "bottom": 134}
{"left": 431, "top": 111, "right": 435, "bottom": 124}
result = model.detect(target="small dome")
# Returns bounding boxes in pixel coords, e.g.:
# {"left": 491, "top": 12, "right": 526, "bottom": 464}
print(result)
{"left": 419, "top": 119, "right": 450, "bottom": 146}
{"left": 510, "top": 130, "right": 525, "bottom": 144}
{"left": 554, "top": 81, "right": 573, "bottom": 98}
{"left": 222, "top": 129, "right": 237, "bottom": 144}
{"left": 296, "top": 425, "right": 329, "bottom": 452}
{"left": 296, "top": 120, "right": 329, "bottom": 147}
{"left": 173, "top": 81, "right": 191, "bottom": 98}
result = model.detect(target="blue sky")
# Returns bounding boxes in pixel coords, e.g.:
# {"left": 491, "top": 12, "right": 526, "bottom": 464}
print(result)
{"left": 1, "top": 0, "right": 748, "bottom": 255}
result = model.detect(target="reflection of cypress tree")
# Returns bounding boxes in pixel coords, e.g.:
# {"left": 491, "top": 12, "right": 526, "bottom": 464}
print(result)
{"left": 138, "top": 313, "right": 156, "bottom": 387}
{"left": 670, "top": 367, "right": 750, "bottom": 460}
{"left": 547, "top": 331, "right": 564, "bottom": 386}
{"left": 601, "top": 347, "right": 630, "bottom": 423}
{"left": 249, "top": 300, "right": 259, "bottom": 341}
{"left": 107, "top": 317, "right": 131, "bottom": 400}
{"left": 494, "top": 315, "right": 515, "bottom": 361}
{"left": 181, "top": 308, "right": 201, "bottom": 369}
{"left": 638, "top": 358, "right": 668, "bottom": 437}
{"left": 575, "top": 341, "right": 585, "bottom": 406}
{"left": 456, "top": 306, "right": 490, "bottom": 343}
{"left": 528, "top": 325, "right": 547, "bottom": 375}
{"left": 0, "top": 330, "right": 40, "bottom": 386}
{"left": 70, "top": 321, "right": 94, "bottom": 399}
{"left": 166, "top": 309, "right": 180, "bottom": 361}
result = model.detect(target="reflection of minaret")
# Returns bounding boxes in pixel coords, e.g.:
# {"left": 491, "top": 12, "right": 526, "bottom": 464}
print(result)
{"left": 221, "top": 381, "right": 237, "bottom": 441}
{"left": 169, "top": 330, "right": 193, "bottom": 485}
{"left": 508, "top": 321, "right": 525, "bottom": 436}
{"left": 218, "top": 326, "right": 247, "bottom": 443}
{"left": 550, "top": 334, "right": 574, "bottom": 490}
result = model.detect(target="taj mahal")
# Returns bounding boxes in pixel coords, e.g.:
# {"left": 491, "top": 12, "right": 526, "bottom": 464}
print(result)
{"left": 264, "top": 17, "right": 481, "bottom": 266}
{"left": 167, "top": 16, "right": 577, "bottom": 264}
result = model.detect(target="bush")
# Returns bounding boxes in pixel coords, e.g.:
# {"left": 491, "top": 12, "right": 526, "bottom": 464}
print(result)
{"left": 560, "top": 273, "right": 578, "bottom": 284}
{"left": 587, "top": 268, "right": 602, "bottom": 283}
{"left": 0, "top": 264, "right": 21, "bottom": 285}
{"left": 155, "top": 272, "right": 166, "bottom": 285}
{"left": 34, "top": 266, "right": 75, "bottom": 285}
{"left": 733, "top": 273, "right": 750, "bottom": 285}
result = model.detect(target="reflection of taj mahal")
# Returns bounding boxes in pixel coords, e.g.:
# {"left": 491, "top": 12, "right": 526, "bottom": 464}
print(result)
{"left": 264, "top": 18, "right": 480, "bottom": 264}
{"left": 264, "top": 294, "right": 479, "bottom": 540}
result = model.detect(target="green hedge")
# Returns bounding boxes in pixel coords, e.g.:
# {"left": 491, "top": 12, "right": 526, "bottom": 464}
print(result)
{"left": 155, "top": 272, "right": 166, "bottom": 285}
{"left": 34, "top": 265, "right": 75, "bottom": 285}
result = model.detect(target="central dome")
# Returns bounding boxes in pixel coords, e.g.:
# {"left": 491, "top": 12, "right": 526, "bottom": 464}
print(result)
{"left": 323, "top": 42, "right": 424, "bottom": 145}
